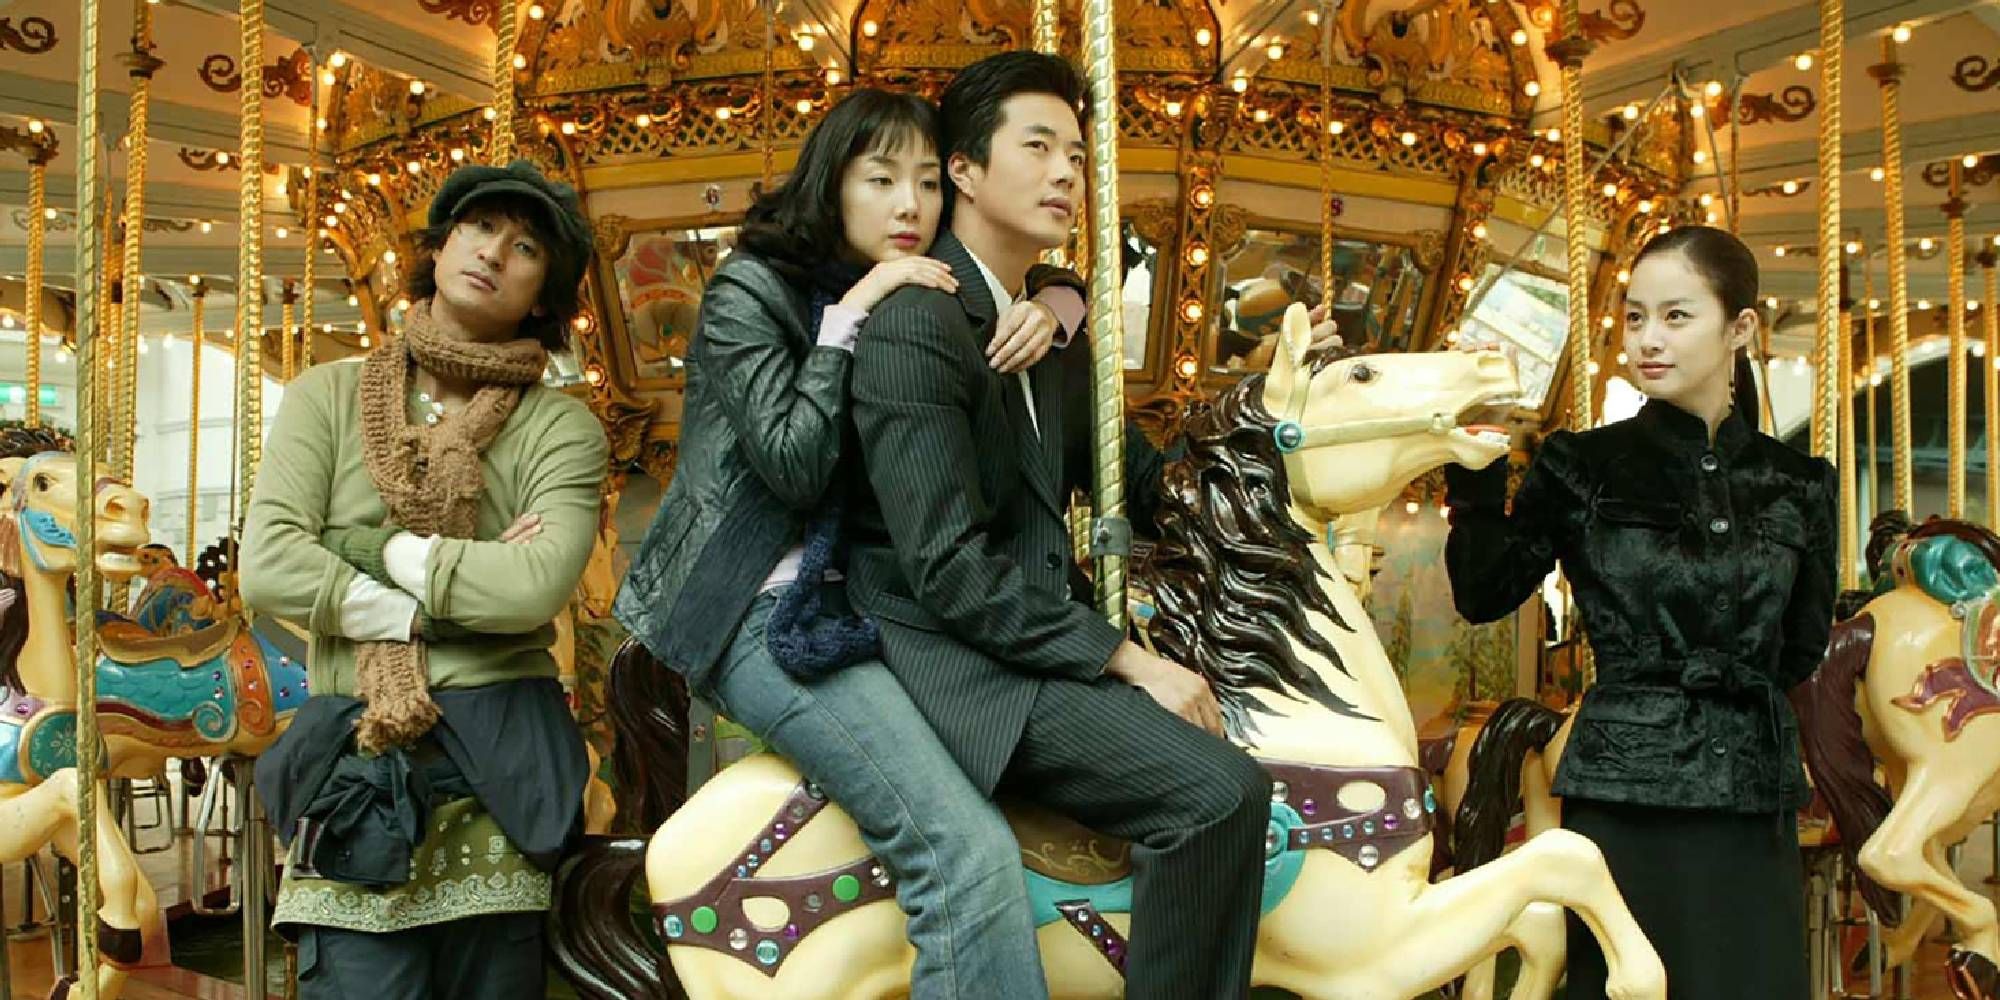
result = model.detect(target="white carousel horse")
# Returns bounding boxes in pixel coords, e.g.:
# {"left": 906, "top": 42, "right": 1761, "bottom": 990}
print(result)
{"left": 592, "top": 305, "right": 1663, "bottom": 1000}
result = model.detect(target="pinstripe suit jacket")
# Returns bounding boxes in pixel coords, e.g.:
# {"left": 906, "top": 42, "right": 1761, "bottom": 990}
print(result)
{"left": 844, "top": 232, "right": 1127, "bottom": 793}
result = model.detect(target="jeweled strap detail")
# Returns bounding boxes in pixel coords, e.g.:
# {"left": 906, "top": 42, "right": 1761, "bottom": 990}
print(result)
{"left": 654, "top": 780, "right": 897, "bottom": 975}
{"left": 1262, "top": 761, "right": 1437, "bottom": 872}
{"left": 1055, "top": 899, "right": 1128, "bottom": 973}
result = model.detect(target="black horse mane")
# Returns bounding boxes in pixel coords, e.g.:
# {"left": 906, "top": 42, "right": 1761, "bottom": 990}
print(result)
{"left": 1141, "top": 372, "right": 1372, "bottom": 739}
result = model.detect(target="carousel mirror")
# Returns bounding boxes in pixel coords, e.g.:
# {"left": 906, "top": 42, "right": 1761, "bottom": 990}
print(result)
{"left": 1211, "top": 228, "right": 1427, "bottom": 374}
{"left": 611, "top": 224, "right": 739, "bottom": 385}
{"left": 1454, "top": 261, "right": 1571, "bottom": 408}
{"left": 1119, "top": 218, "right": 1162, "bottom": 371}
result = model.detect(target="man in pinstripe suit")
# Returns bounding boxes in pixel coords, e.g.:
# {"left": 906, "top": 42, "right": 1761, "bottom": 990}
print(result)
{"left": 842, "top": 52, "right": 1271, "bottom": 998}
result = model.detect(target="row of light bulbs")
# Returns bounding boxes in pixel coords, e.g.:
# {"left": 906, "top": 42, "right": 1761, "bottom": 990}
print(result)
{"left": 1773, "top": 233, "right": 2000, "bottom": 258}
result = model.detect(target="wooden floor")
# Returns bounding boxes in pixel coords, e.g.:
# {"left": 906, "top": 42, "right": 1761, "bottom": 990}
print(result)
{"left": 0, "top": 816, "right": 1992, "bottom": 999}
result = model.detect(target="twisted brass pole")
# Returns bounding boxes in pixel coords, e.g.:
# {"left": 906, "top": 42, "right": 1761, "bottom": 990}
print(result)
{"left": 188, "top": 282, "right": 205, "bottom": 561}
{"left": 1032, "top": 0, "right": 1069, "bottom": 270}
{"left": 301, "top": 74, "right": 318, "bottom": 372}
{"left": 1081, "top": 0, "right": 1126, "bottom": 625}
{"left": 24, "top": 153, "right": 47, "bottom": 428}
{"left": 281, "top": 280, "right": 297, "bottom": 382}
{"left": 1554, "top": 0, "right": 1592, "bottom": 429}
{"left": 1947, "top": 166, "right": 1967, "bottom": 517}
{"left": 1319, "top": 0, "right": 1335, "bottom": 301}
{"left": 1872, "top": 39, "right": 1913, "bottom": 513}
{"left": 1841, "top": 306, "right": 1858, "bottom": 587}
{"left": 491, "top": 0, "right": 518, "bottom": 161}
{"left": 1813, "top": 0, "right": 1840, "bottom": 463}
{"left": 236, "top": 0, "right": 267, "bottom": 503}
{"left": 1865, "top": 267, "right": 1879, "bottom": 520}
{"left": 760, "top": 1, "right": 775, "bottom": 189}
{"left": 116, "top": 2, "right": 157, "bottom": 484}
{"left": 1729, "top": 78, "right": 1743, "bottom": 233}
{"left": 71, "top": 0, "right": 106, "bottom": 991}
{"left": 1984, "top": 252, "right": 1998, "bottom": 528}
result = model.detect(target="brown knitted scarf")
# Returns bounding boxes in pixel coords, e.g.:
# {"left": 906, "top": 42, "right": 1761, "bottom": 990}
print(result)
{"left": 351, "top": 299, "right": 548, "bottom": 753}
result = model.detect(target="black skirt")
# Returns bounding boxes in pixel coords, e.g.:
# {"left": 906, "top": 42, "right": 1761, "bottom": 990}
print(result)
{"left": 1561, "top": 798, "right": 1808, "bottom": 1000}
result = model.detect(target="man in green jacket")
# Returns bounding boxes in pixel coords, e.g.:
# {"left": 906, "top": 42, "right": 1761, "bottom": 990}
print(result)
{"left": 242, "top": 160, "right": 608, "bottom": 1000}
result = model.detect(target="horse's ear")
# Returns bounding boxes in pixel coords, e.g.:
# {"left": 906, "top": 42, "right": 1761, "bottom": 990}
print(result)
{"left": 0, "top": 458, "right": 23, "bottom": 496}
{"left": 1260, "top": 303, "right": 1317, "bottom": 413}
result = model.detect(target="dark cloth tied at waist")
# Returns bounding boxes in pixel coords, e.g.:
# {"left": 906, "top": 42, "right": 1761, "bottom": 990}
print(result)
{"left": 253, "top": 677, "right": 588, "bottom": 887}
{"left": 1590, "top": 636, "right": 1782, "bottom": 697}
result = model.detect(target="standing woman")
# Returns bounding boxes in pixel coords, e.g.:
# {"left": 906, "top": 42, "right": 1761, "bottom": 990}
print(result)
{"left": 614, "top": 88, "right": 1079, "bottom": 999}
{"left": 1444, "top": 225, "right": 1835, "bottom": 999}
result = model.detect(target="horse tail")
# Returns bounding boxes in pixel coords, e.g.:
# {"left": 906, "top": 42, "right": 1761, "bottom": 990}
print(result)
{"left": 1452, "top": 697, "right": 1567, "bottom": 872}
{"left": 547, "top": 638, "right": 692, "bottom": 999}
{"left": 1791, "top": 611, "right": 1899, "bottom": 923}
{"left": 548, "top": 836, "right": 685, "bottom": 1000}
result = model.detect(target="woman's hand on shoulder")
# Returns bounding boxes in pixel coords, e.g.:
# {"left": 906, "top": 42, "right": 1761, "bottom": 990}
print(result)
{"left": 839, "top": 257, "right": 959, "bottom": 313}
{"left": 988, "top": 301, "right": 1060, "bottom": 374}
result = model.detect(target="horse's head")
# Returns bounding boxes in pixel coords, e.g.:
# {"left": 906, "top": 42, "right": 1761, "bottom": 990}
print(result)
{"left": 0, "top": 452, "right": 151, "bottom": 585}
{"left": 1261, "top": 303, "right": 1518, "bottom": 518}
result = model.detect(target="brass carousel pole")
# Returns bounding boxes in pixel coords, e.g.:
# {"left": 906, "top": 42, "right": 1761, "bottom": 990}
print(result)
{"left": 71, "top": 0, "right": 107, "bottom": 992}
{"left": 1813, "top": 0, "right": 1840, "bottom": 469}
{"left": 1081, "top": 0, "right": 1126, "bottom": 624}
{"left": 1841, "top": 306, "right": 1859, "bottom": 587}
{"left": 761, "top": 1, "right": 776, "bottom": 190}
{"left": 236, "top": 0, "right": 266, "bottom": 502}
{"left": 301, "top": 51, "right": 319, "bottom": 371}
{"left": 491, "top": 0, "right": 519, "bottom": 162}
{"left": 1032, "top": 0, "right": 1067, "bottom": 270}
{"left": 1983, "top": 249, "right": 1998, "bottom": 528}
{"left": 1554, "top": 0, "right": 1592, "bottom": 429}
{"left": 1946, "top": 165, "right": 1967, "bottom": 517}
{"left": 116, "top": 2, "right": 159, "bottom": 485}
{"left": 281, "top": 280, "right": 297, "bottom": 382}
{"left": 1864, "top": 270, "right": 1878, "bottom": 521}
{"left": 1319, "top": 0, "right": 1335, "bottom": 303}
{"left": 1729, "top": 77, "right": 1744, "bottom": 233}
{"left": 187, "top": 280, "right": 205, "bottom": 561}
{"left": 23, "top": 143, "right": 49, "bottom": 428}
{"left": 1872, "top": 37, "right": 1913, "bottom": 513}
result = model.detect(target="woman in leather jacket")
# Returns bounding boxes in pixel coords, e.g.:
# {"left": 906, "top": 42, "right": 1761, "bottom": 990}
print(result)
{"left": 615, "top": 90, "right": 1082, "bottom": 999}
{"left": 1444, "top": 226, "right": 1835, "bottom": 999}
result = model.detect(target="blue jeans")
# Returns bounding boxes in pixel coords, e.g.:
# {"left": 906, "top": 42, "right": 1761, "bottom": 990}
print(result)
{"left": 698, "top": 588, "right": 1048, "bottom": 1000}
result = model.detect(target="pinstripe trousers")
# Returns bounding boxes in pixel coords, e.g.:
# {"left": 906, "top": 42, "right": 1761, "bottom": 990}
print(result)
{"left": 997, "top": 676, "right": 1272, "bottom": 1000}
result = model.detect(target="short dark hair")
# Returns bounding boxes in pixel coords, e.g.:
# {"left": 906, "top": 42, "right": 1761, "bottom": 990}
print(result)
{"left": 736, "top": 88, "right": 938, "bottom": 278}
{"left": 405, "top": 192, "right": 586, "bottom": 352}
{"left": 937, "top": 51, "right": 1086, "bottom": 218}
{"left": 1629, "top": 225, "right": 1762, "bottom": 423}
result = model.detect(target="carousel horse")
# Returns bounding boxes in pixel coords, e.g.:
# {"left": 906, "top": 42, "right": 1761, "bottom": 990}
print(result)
{"left": 566, "top": 305, "right": 1665, "bottom": 1000}
{"left": 0, "top": 446, "right": 166, "bottom": 1000}
{"left": 1795, "top": 518, "right": 2000, "bottom": 1000}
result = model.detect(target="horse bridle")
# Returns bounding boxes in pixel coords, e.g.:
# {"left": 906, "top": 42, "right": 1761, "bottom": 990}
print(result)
{"left": 1270, "top": 360, "right": 1465, "bottom": 454}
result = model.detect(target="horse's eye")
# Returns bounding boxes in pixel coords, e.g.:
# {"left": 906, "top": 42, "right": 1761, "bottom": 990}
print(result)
{"left": 1350, "top": 363, "right": 1376, "bottom": 384}
{"left": 32, "top": 474, "right": 50, "bottom": 492}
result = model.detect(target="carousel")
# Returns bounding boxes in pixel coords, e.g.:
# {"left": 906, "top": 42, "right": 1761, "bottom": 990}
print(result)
{"left": 0, "top": 0, "right": 1997, "bottom": 996}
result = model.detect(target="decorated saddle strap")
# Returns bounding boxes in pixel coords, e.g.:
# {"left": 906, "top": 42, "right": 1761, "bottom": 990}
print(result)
{"left": 1056, "top": 899, "right": 1129, "bottom": 973}
{"left": 1263, "top": 760, "right": 1438, "bottom": 872}
{"left": 653, "top": 779, "right": 898, "bottom": 975}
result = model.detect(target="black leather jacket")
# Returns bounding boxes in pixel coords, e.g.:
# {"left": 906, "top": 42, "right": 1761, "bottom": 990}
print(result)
{"left": 615, "top": 250, "right": 1090, "bottom": 689}
{"left": 1444, "top": 400, "right": 1837, "bottom": 814}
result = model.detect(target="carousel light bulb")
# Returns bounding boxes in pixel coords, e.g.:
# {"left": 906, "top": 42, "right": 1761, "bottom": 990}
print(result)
{"left": 1793, "top": 52, "right": 1814, "bottom": 71}
{"left": 1699, "top": 193, "right": 1715, "bottom": 207}
{"left": 1400, "top": 130, "right": 1417, "bottom": 146}
{"left": 1181, "top": 300, "right": 1204, "bottom": 323}
{"left": 360, "top": 334, "right": 372, "bottom": 348}
{"left": 276, "top": 181, "right": 289, "bottom": 196}
{"left": 367, "top": 172, "right": 382, "bottom": 186}
{"left": 1405, "top": 500, "right": 1420, "bottom": 514}
{"left": 1457, "top": 275, "right": 1475, "bottom": 292}
{"left": 1267, "top": 43, "right": 1285, "bottom": 60}
{"left": 1602, "top": 182, "right": 1619, "bottom": 198}
{"left": 333, "top": 200, "right": 349, "bottom": 213}
{"left": 1510, "top": 28, "right": 1528, "bottom": 46}
{"left": 1622, "top": 104, "right": 1640, "bottom": 121}
{"left": 1846, "top": 241, "right": 1861, "bottom": 255}
{"left": 199, "top": 219, "right": 213, "bottom": 232}
{"left": 573, "top": 313, "right": 593, "bottom": 332}
{"left": 1601, "top": 314, "right": 1615, "bottom": 329}
{"left": 1306, "top": 9, "right": 1320, "bottom": 25}
{"left": 1529, "top": 153, "right": 1545, "bottom": 168}
{"left": 1, "top": 315, "right": 13, "bottom": 330}
{"left": 1688, "top": 103, "right": 1704, "bottom": 120}
{"left": 1524, "top": 80, "right": 1541, "bottom": 97}
{"left": 797, "top": 34, "right": 816, "bottom": 51}
{"left": 330, "top": 51, "right": 349, "bottom": 69}
{"left": 513, "top": 53, "right": 528, "bottom": 70}
{"left": 1329, "top": 120, "right": 1345, "bottom": 135}
{"left": 1966, "top": 153, "right": 1982, "bottom": 168}
{"left": 276, "top": 226, "right": 289, "bottom": 239}
{"left": 1705, "top": 211, "right": 1718, "bottom": 224}
{"left": 1781, "top": 179, "right": 1800, "bottom": 195}
{"left": 528, "top": 3, "right": 545, "bottom": 19}
{"left": 1920, "top": 237, "right": 1936, "bottom": 252}
{"left": 1165, "top": 100, "right": 1183, "bottom": 117}
{"left": 1692, "top": 149, "right": 1709, "bottom": 164}
{"left": 406, "top": 160, "right": 423, "bottom": 174}
{"left": 862, "top": 19, "right": 880, "bottom": 37}
{"left": 347, "top": 294, "right": 359, "bottom": 306}
{"left": 1774, "top": 246, "right": 1788, "bottom": 257}
{"left": 395, "top": 296, "right": 410, "bottom": 310}
{"left": 1869, "top": 298, "right": 1882, "bottom": 310}
{"left": 1637, "top": 199, "right": 1654, "bottom": 214}
{"left": 322, "top": 322, "right": 334, "bottom": 333}
{"left": 1919, "top": 298, "right": 1934, "bottom": 310}
{"left": 1586, "top": 360, "right": 1601, "bottom": 375}
{"left": 1231, "top": 74, "right": 1249, "bottom": 94}
{"left": 797, "top": 99, "right": 812, "bottom": 114}
{"left": 1254, "top": 108, "right": 1272, "bottom": 122}
{"left": 1870, "top": 166, "right": 1886, "bottom": 182}
{"left": 1196, "top": 28, "right": 1213, "bottom": 46}
{"left": 1187, "top": 244, "right": 1209, "bottom": 267}
{"left": 632, "top": 113, "right": 652, "bottom": 128}
{"left": 483, "top": 106, "right": 499, "bottom": 121}
{"left": 716, "top": 107, "right": 733, "bottom": 120}
{"left": 316, "top": 116, "right": 330, "bottom": 132}
{"left": 26, "top": 119, "right": 43, "bottom": 134}
{"left": 321, "top": 69, "right": 336, "bottom": 87}
{"left": 1471, "top": 141, "right": 1488, "bottom": 156}
{"left": 409, "top": 80, "right": 427, "bottom": 96}
{"left": 1191, "top": 185, "right": 1215, "bottom": 208}
{"left": 1471, "top": 222, "right": 1489, "bottom": 239}
{"left": 450, "top": 148, "right": 465, "bottom": 162}
{"left": 560, "top": 120, "right": 577, "bottom": 135}
{"left": 1546, "top": 128, "right": 1560, "bottom": 141}
{"left": 1175, "top": 354, "right": 1200, "bottom": 379}
{"left": 825, "top": 69, "right": 843, "bottom": 86}
{"left": 584, "top": 367, "right": 605, "bottom": 385}
{"left": 1766, "top": 296, "right": 1780, "bottom": 309}
{"left": 383, "top": 250, "right": 398, "bottom": 264}
{"left": 1616, "top": 351, "right": 1630, "bottom": 365}
{"left": 1892, "top": 23, "right": 1912, "bottom": 43}
{"left": 1616, "top": 268, "right": 1631, "bottom": 284}
{"left": 215, "top": 151, "right": 231, "bottom": 165}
